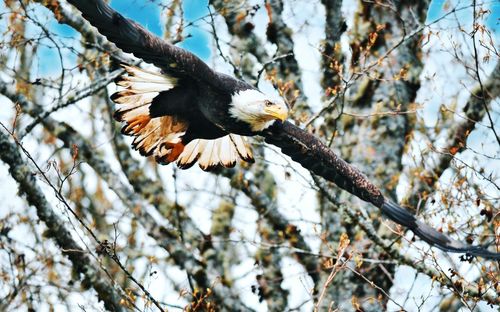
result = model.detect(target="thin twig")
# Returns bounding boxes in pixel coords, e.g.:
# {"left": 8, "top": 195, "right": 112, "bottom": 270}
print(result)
{"left": 471, "top": 0, "right": 500, "bottom": 146}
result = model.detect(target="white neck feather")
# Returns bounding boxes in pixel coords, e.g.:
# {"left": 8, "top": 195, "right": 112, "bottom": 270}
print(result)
{"left": 229, "top": 89, "right": 276, "bottom": 132}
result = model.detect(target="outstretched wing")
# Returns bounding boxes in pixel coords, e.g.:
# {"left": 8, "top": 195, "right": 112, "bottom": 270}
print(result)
{"left": 263, "top": 121, "right": 500, "bottom": 260}
{"left": 66, "top": 0, "right": 220, "bottom": 86}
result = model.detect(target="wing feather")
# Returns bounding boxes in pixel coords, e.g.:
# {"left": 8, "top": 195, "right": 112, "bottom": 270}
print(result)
{"left": 67, "top": 0, "right": 224, "bottom": 86}
{"left": 263, "top": 121, "right": 500, "bottom": 259}
{"left": 112, "top": 64, "right": 177, "bottom": 123}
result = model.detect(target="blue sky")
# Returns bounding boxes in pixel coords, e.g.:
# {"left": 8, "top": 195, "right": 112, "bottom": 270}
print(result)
{"left": 427, "top": 0, "right": 499, "bottom": 33}
{"left": 110, "top": 0, "right": 211, "bottom": 60}
{"left": 30, "top": 0, "right": 210, "bottom": 74}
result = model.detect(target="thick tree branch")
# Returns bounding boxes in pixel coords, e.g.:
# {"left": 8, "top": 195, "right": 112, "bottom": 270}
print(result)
{"left": 320, "top": 0, "right": 346, "bottom": 93}
{"left": 0, "top": 129, "right": 125, "bottom": 312}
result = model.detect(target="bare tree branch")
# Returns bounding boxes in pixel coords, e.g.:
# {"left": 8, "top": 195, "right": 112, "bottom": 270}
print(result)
{"left": 0, "top": 129, "right": 125, "bottom": 312}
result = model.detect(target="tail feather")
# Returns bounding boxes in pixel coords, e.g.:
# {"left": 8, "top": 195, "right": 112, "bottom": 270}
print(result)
{"left": 229, "top": 134, "right": 254, "bottom": 163}
{"left": 177, "top": 135, "right": 254, "bottom": 170}
{"left": 381, "top": 200, "right": 499, "bottom": 259}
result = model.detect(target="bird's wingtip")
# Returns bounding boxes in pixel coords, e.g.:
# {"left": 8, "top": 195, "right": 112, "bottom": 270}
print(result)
{"left": 381, "top": 200, "right": 500, "bottom": 260}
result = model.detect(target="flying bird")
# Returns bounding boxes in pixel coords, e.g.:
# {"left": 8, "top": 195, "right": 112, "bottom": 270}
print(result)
{"left": 66, "top": 0, "right": 499, "bottom": 259}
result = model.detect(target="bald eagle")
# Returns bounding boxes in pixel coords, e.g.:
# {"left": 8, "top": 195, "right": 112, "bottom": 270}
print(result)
{"left": 67, "top": 0, "right": 499, "bottom": 259}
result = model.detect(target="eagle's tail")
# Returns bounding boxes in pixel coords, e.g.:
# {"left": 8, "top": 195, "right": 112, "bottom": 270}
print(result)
{"left": 381, "top": 200, "right": 499, "bottom": 259}
{"left": 177, "top": 135, "right": 254, "bottom": 171}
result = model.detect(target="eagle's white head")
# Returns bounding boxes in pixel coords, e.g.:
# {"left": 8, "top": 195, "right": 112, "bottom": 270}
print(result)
{"left": 229, "top": 89, "right": 289, "bottom": 132}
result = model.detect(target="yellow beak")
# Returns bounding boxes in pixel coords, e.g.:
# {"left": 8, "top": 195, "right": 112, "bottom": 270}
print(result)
{"left": 264, "top": 106, "right": 288, "bottom": 122}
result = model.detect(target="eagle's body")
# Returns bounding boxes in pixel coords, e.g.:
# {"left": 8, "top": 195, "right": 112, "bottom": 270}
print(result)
{"left": 188, "top": 76, "right": 259, "bottom": 136}
{"left": 66, "top": 0, "right": 499, "bottom": 259}
{"left": 144, "top": 71, "right": 256, "bottom": 139}
{"left": 112, "top": 63, "right": 285, "bottom": 168}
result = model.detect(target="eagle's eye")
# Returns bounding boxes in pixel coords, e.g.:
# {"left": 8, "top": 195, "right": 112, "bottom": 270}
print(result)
{"left": 264, "top": 100, "right": 273, "bottom": 107}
